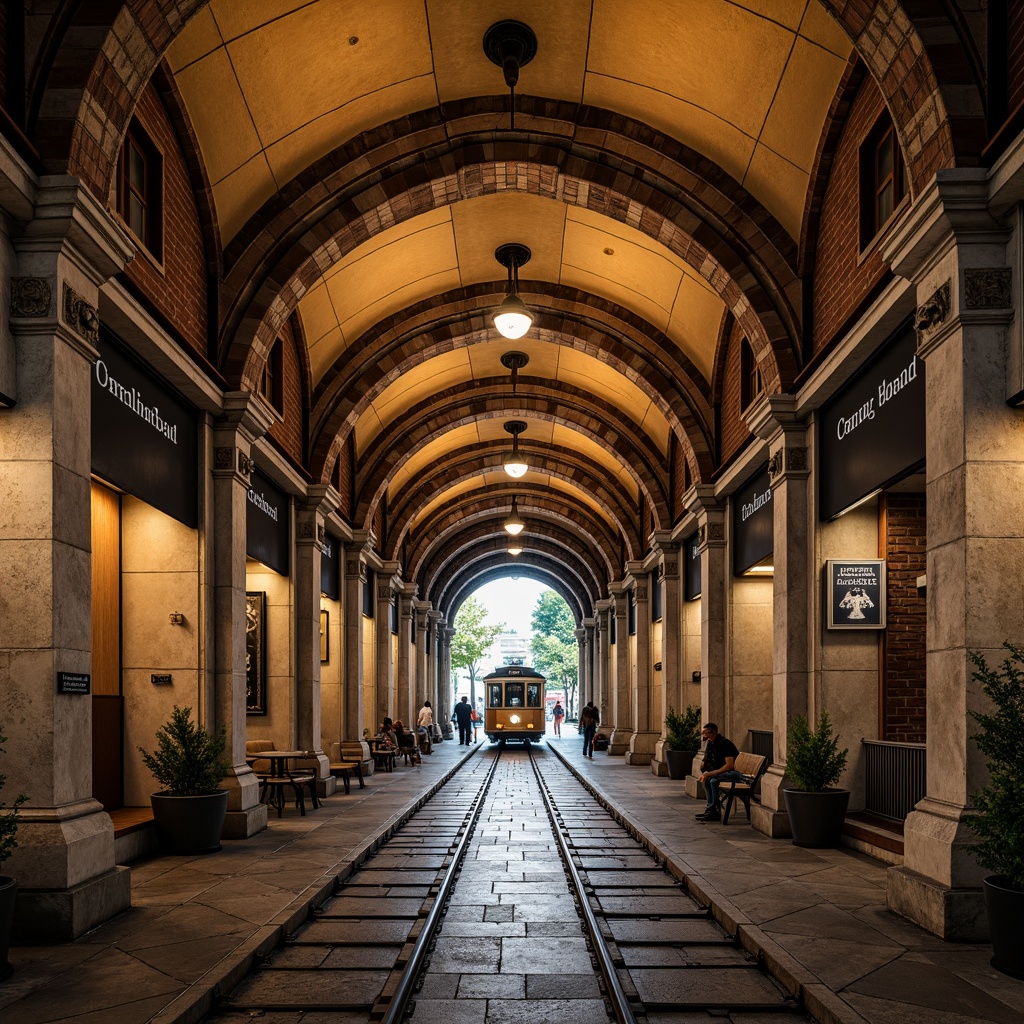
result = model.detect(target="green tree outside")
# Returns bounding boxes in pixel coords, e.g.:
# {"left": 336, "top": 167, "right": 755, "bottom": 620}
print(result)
{"left": 450, "top": 596, "right": 505, "bottom": 706}
{"left": 530, "top": 591, "right": 579, "bottom": 718}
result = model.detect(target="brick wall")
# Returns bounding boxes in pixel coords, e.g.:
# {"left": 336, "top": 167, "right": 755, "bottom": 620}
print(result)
{"left": 811, "top": 74, "right": 892, "bottom": 354}
{"left": 881, "top": 493, "right": 926, "bottom": 742}
{"left": 719, "top": 321, "right": 752, "bottom": 465}
{"left": 119, "top": 83, "right": 208, "bottom": 359}
{"left": 265, "top": 316, "right": 305, "bottom": 467}
{"left": 671, "top": 436, "right": 691, "bottom": 521}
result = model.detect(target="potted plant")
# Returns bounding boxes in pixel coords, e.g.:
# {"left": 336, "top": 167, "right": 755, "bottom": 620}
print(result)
{"left": 783, "top": 711, "right": 849, "bottom": 847}
{"left": 0, "top": 723, "right": 28, "bottom": 981}
{"left": 664, "top": 704, "right": 702, "bottom": 780}
{"left": 139, "top": 706, "right": 231, "bottom": 855}
{"left": 965, "top": 644, "right": 1024, "bottom": 979}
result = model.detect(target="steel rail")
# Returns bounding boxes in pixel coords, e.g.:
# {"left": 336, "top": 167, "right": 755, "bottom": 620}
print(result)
{"left": 379, "top": 746, "right": 500, "bottom": 1024}
{"left": 528, "top": 747, "right": 638, "bottom": 1024}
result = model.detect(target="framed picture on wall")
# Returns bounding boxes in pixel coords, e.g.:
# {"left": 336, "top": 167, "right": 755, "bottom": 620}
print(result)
{"left": 246, "top": 591, "right": 267, "bottom": 714}
{"left": 320, "top": 609, "right": 329, "bottom": 663}
{"left": 826, "top": 560, "right": 886, "bottom": 629}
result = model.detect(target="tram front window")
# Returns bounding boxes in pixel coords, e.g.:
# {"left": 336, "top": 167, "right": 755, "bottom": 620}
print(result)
{"left": 527, "top": 683, "right": 541, "bottom": 707}
{"left": 506, "top": 683, "right": 524, "bottom": 707}
{"left": 488, "top": 684, "right": 502, "bottom": 708}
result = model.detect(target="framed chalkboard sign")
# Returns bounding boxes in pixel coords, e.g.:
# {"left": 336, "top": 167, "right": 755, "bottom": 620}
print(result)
{"left": 826, "top": 560, "right": 886, "bottom": 629}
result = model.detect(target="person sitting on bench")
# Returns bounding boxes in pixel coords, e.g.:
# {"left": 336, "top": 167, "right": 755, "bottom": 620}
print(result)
{"left": 695, "top": 722, "right": 743, "bottom": 822}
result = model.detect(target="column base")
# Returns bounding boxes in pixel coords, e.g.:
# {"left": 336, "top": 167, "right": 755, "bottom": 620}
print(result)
{"left": 625, "top": 730, "right": 659, "bottom": 766}
{"left": 684, "top": 775, "right": 704, "bottom": 800}
{"left": 317, "top": 775, "right": 338, "bottom": 798}
{"left": 222, "top": 802, "right": 269, "bottom": 840}
{"left": 750, "top": 802, "right": 792, "bottom": 838}
{"left": 13, "top": 866, "right": 131, "bottom": 943}
{"left": 887, "top": 866, "right": 987, "bottom": 941}
{"left": 608, "top": 728, "right": 632, "bottom": 756}
{"left": 650, "top": 757, "right": 668, "bottom": 777}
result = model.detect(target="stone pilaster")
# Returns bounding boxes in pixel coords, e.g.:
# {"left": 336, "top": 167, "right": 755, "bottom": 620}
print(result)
{"left": 746, "top": 396, "right": 811, "bottom": 839}
{"left": 3, "top": 178, "right": 134, "bottom": 940}
{"left": 593, "top": 599, "right": 612, "bottom": 726}
{"left": 650, "top": 533, "right": 682, "bottom": 777}
{"left": 343, "top": 531, "right": 374, "bottom": 740}
{"left": 607, "top": 583, "right": 632, "bottom": 754}
{"left": 426, "top": 611, "right": 443, "bottom": 733}
{"left": 439, "top": 626, "right": 455, "bottom": 739}
{"left": 374, "top": 561, "right": 401, "bottom": 728}
{"left": 295, "top": 485, "right": 340, "bottom": 796}
{"left": 685, "top": 489, "right": 726, "bottom": 800}
{"left": 414, "top": 601, "right": 431, "bottom": 711}
{"left": 575, "top": 625, "right": 588, "bottom": 717}
{"left": 583, "top": 618, "right": 596, "bottom": 712}
{"left": 211, "top": 392, "right": 275, "bottom": 839}
{"left": 395, "top": 582, "right": 418, "bottom": 726}
{"left": 883, "top": 170, "right": 1013, "bottom": 940}
{"left": 626, "top": 562, "right": 657, "bottom": 766}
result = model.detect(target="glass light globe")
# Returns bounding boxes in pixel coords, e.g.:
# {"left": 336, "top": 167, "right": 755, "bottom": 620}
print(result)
{"left": 493, "top": 294, "right": 533, "bottom": 339}
{"left": 507, "top": 544, "right": 523, "bottom": 556}
{"left": 503, "top": 459, "right": 528, "bottom": 478}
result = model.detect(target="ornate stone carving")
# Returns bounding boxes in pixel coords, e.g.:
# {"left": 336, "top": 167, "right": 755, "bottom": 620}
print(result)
{"left": 664, "top": 561, "right": 677, "bottom": 575}
{"left": 62, "top": 284, "right": 99, "bottom": 343}
{"left": 237, "top": 451, "right": 255, "bottom": 476}
{"left": 317, "top": 524, "right": 325, "bottom": 545}
{"left": 377, "top": 584, "right": 392, "bottom": 601}
{"left": 298, "top": 520, "right": 316, "bottom": 539}
{"left": 963, "top": 268, "right": 1011, "bottom": 309}
{"left": 914, "top": 280, "right": 950, "bottom": 335}
{"left": 787, "top": 446, "right": 808, "bottom": 472}
{"left": 767, "top": 451, "right": 781, "bottom": 479}
{"left": 697, "top": 525, "right": 706, "bottom": 546}
{"left": 214, "top": 446, "right": 233, "bottom": 470}
{"left": 707, "top": 522, "right": 724, "bottom": 541}
{"left": 11, "top": 277, "right": 51, "bottom": 317}
{"left": 635, "top": 586, "right": 648, "bottom": 601}
{"left": 346, "top": 560, "right": 361, "bottom": 576}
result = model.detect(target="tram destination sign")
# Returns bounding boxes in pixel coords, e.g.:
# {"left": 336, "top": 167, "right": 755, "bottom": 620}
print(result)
{"left": 826, "top": 559, "right": 886, "bottom": 629}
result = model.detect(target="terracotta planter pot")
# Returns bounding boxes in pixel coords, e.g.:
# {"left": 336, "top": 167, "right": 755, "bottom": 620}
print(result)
{"left": 783, "top": 788, "right": 850, "bottom": 847}
{"left": 984, "top": 875, "right": 1024, "bottom": 979}
{"left": 0, "top": 875, "right": 16, "bottom": 982}
{"left": 151, "top": 790, "right": 229, "bottom": 855}
{"left": 665, "top": 748, "right": 697, "bottom": 781}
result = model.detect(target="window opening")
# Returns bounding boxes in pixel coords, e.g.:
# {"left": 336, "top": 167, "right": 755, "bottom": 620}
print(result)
{"left": 117, "top": 119, "right": 162, "bottom": 259}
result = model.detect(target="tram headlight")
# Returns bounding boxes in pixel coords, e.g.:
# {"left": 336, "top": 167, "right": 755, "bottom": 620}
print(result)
{"left": 509, "top": 714, "right": 521, "bottom": 725}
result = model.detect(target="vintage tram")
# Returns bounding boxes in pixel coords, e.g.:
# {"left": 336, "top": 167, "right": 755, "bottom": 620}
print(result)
{"left": 483, "top": 665, "right": 547, "bottom": 743}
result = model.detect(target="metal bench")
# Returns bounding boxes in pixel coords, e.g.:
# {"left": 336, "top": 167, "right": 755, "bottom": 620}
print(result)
{"left": 720, "top": 752, "right": 769, "bottom": 825}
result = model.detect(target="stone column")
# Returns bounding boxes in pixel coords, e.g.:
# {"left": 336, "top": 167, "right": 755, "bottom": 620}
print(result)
{"left": 414, "top": 602, "right": 431, "bottom": 710}
{"left": 607, "top": 584, "right": 632, "bottom": 754}
{"left": 2, "top": 178, "right": 134, "bottom": 940}
{"left": 427, "top": 611, "right": 443, "bottom": 733}
{"left": 626, "top": 563, "right": 657, "bottom": 766}
{"left": 342, "top": 531, "right": 374, "bottom": 740}
{"left": 375, "top": 561, "right": 400, "bottom": 727}
{"left": 575, "top": 626, "right": 588, "bottom": 717}
{"left": 583, "top": 618, "right": 597, "bottom": 712}
{"left": 395, "top": 582, "right": 417, "bottom": 726}
{"left": 746, "top": 396, "right": 812, "bottom": 839}
{"left": 685, "top": 490, "right": 727, "bottom": 800}
{"left": 211, "top": 393, "right": 275, "bottom": 839}
{"left": 651, "top": 533, "right": 682, "bottom": 777}
{"left": 594, "top": 599, "right": 612, "bottom": 725}
{"left": 295, "top": 486, "right": 340, "bottom": 796}
{"left": 884, "top": 171, "right": 1015, "bottom": 940}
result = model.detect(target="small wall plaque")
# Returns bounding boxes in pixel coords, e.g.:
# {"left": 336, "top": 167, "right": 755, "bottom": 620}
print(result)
{"left": 151, "top": 673, "right": 173, "bottom": 685}
{"left": 57, "top": 672, "right": 90, "bottom": 694}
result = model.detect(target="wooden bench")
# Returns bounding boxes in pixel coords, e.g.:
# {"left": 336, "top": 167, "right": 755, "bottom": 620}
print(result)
{"left": 720, "top": 752, "right": 769, "bottom": 825}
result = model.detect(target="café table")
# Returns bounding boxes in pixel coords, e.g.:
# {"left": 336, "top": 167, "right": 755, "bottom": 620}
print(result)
{"left": 245, "top": 749, "right": 320, "bottom": 816}
{"left": 370, "top": 741, "right": 396, "bottom": 773}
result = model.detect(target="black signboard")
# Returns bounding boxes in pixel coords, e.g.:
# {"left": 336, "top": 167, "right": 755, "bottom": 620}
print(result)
{"left": 246, "top": 467, "right": 289, "bottom": 576}
{"left": 733, "top": 465, "right": 773, "bottom": 575}
{"left": 92, "top": 327, "right": 198, "bottom": 527}
{"left": 819, "top": 322, "right": 924, "bottom": 520}
{"left": 320, "top": 531, "right": 340, "bottom": 599}
{"left": 826, "top": 559, "right": 886, "bottom": 629}
{"left": 57, "top": 671, "right": 90, "bottom": 694}
{"left": 684, "top": 530, "right": 701, "bottom": 601}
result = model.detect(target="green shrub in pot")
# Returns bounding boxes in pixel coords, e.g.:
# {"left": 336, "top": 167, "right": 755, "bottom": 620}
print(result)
{"left": 664, "top": 704, "right": 701, "bottom": 780}
{"left": 783, "top": 711, "right": 849, "bottom": 847}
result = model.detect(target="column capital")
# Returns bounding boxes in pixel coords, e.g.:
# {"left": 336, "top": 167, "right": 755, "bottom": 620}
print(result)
{"left": 219, "top": 390, "right": 277, "bottom": 444}
{"left": 396, "top": 581, "right": 418, "bottom": 600}
{"left": 745, "top": 393, "right": 806, "bottom": 442}
{"left": 574, "top": 627, "right": 587, "bottom": 645}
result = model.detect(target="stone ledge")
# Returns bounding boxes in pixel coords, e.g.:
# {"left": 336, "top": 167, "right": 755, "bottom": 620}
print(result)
{"left": 13, "top": 866, "right": 131, "bottom": 942}
{"left": 887, "top": 865, "right": 988, "bottom": 942}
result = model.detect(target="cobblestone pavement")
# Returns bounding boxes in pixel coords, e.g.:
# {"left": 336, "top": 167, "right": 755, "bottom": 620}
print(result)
{"left": 1, "top": 733, "right": 1021, "bottom": 1024}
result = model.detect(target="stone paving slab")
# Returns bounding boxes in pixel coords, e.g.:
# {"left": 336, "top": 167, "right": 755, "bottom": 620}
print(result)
{"left": 629, "top": 966, "right": 793, "bottom": 1008}
{"left": 227, "top": 968, "right": 389, "bottom": 1009}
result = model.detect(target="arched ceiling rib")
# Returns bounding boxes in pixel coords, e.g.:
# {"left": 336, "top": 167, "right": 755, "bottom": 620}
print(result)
{"left": 444, "top": 564, "right": 588, "bottom": 626}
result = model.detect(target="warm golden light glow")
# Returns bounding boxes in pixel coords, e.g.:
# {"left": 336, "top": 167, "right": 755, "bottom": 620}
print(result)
{"left": 507, "top": 543, "right": 523, "bottom": 556}
{"left": 493, "top": 293, "right": 533, "bottom": 339}
{"left": 504, "top": 496, "right": 525, "bottom": 535}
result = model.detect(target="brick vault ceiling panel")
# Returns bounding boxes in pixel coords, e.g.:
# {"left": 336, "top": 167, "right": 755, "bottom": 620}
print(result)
{"left": 168, "top": 0, "right": 850, "bottom": 246}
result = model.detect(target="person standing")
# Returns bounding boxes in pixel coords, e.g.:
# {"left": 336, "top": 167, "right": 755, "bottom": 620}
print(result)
{"left": 695, "top": 722, "right": 742, "bottom": 822}
{"left": 452, "top": 695, "right": 473, "bottom": 745}
{"left": 417, "top": 700, "right": 434, "bottom": 755}
{"left": 470, "top": 704, "right": 481, "bottom": 742}
{"left": 551, "top": 701, "right": 564, "bottom": 737}
{"left": 580, "top": 702, "right": 599, "bottom": 758}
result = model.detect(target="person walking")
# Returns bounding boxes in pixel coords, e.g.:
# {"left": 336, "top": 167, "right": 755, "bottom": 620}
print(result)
{"left": 417, "top": 700, "right": 434, "bottom": 755}
{"left": 470, "top": 704, "right": 481, "bottom": 742}
{"left": 551, "top": 701, "right": 565, "bottom": 737}
{"left": 452, "top": 695, "right": 473, "bottom": 745}
{"left": 580, "top": 702, "right": 599, "bottom": 758}
{"left": 694, "top": 722, "right": 742, "bottom": 822}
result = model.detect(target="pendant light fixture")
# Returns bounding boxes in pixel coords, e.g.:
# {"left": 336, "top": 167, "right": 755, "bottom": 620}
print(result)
{"left": 507, "top": 541, "right": 524, "bottom": 557}
{"left": 483, "top": 19, "right": 538, "bottom": 132}
{"left": 492, "top": 244, "right": 533, "bottom": 340}
{"left": 503, "top": 420, "right": 528, "bottom": 478}
{"left": 504, "top": 495, "right": 525, "bottom": 536}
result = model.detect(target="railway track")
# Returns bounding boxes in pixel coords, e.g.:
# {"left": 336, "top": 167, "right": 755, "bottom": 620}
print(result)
{"left": 203, "top": 744, "right": 817, "bottom": 1024}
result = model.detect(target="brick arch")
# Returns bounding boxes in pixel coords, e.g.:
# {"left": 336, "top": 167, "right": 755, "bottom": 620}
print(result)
{"left": 355, "top": 392, "right": 668, "bottom": 533}
{"left": 401, "top": 489, "right": 619, "bottom": 583}
{"left": 308, "top": 284, "right": 715, "bottom": 484}
{"left": 226, "top": 150, "right": 799, "bottom": 407}
{"left": 441, "top": 563, "right": 590, "bottom": 626}
{"left": 422, "top": 532, "right": 603, "bottom": 615}
{"left": 387, "top": 449, "right": 643, "bottom": 564}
